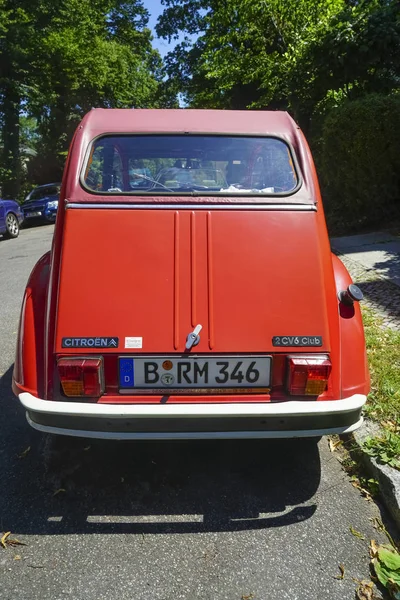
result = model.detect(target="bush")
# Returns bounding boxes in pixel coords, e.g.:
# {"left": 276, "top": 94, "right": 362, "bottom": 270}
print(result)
{"left": 316, "top": 94, "right": 400, "bottom": 234}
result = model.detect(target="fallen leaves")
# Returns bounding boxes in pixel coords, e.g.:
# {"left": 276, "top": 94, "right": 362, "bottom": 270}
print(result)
{"left": 17, "top": 446, "right": 31, "bottom": 459}
{"left": 350, "top": 525, "right": 365, "bottom": 540}
{"left": 381, "top": 420, "right": 399, "bottom": 433}
{"left": 1, "top": 532, "right": 26, "bottom": 549}
{"left": 351, "top": 476, "right": 379, "bottom": 501}
{"left": 371, "top": 517, "right": 397, "bottom": 548}
{"left": 355, "top": 580, "right": 375, "bottom": 600}
{"left": 328, "top": 437, "right": 343, "bottom": 453}
{"left": 333, "top": 563, "right": 345, "bottom": 580}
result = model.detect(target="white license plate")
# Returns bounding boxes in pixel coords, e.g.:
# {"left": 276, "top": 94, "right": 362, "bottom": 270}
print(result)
{"left": 26, "top": 211, "right": 42, "bottom": 217}
{"left": 119, "top": 355, "right": 271, "bottom": 391}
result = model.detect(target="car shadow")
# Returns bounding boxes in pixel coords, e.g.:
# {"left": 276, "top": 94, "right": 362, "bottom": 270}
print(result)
{"left": 1, "top": 365, "right": 321, "bottom": 536}
{"left": 0, "top": 234, "right": 18, "bottom": 242}
{"left": 22, "top": 220, "right": 55, "bottom": 229}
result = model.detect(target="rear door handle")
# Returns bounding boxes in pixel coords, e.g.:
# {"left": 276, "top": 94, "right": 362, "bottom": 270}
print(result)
{"left": 185, "top": 324, "right": 202, "bottom": 350}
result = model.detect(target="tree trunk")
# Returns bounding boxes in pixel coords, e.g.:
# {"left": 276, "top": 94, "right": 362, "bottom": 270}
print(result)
{"left": 1, "top": 83, "right": 21, "bottom": 199}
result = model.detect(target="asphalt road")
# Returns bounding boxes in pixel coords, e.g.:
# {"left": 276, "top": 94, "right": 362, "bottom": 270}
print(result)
{"left": 0, "top": 224, "right": 392, "bottom": 600}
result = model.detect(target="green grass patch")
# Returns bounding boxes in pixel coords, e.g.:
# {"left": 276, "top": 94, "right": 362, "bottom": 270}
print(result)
{"left": 361, "top": 306, "right": 400, "bottom": 468}
{"left": 363, "top": 434, "right": 400, "bottom": 470}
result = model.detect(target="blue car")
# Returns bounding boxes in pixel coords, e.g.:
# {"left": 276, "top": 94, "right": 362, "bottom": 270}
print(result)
{"left": 21, "top": 183, "right": 61, "bottom": 224}
{"left": 0, "top": 198, "right": 24, "bottom": 239}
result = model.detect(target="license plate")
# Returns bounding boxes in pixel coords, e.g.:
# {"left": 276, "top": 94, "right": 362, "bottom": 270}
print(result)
{"left": 26, "top": 211, "right": 42, "bottom": 217}
{"left": 119, "top": 355, "right": 271, "bottom": 391}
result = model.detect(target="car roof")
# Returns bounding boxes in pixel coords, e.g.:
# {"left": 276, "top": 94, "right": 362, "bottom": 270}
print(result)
{"left": 80, "top": 108, "right": 300, "bottom": 137}
{"left": 65, "top": 109, "right": 318, "bottom": 205}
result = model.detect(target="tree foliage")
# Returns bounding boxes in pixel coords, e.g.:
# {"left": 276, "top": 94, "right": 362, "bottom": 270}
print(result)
{"left": 0, "top": 0, "right": 162, "bottom": 196}
{"left": 157, "top": 0, "right": 400, "bottom": 128}
{"left": 317, "top": 94, "right": 400, "bottom": 233}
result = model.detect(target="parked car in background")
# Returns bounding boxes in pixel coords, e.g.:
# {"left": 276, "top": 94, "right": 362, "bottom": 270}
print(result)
{"left": 21, "top": 183, "right": 61, "bottom": 224}
{"left": 0, "top": 198, "right": 24, "bottom": 239}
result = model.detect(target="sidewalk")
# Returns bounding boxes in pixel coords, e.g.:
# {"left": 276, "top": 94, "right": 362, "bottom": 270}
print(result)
{"left": 331, "top": 232, "right": 400, "bottom": 330}
{"left": 332, "top": 232, "right": 400, "bottom": 529}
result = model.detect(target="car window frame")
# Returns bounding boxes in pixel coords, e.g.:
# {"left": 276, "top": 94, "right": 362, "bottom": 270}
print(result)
{"left": 80, "top": 133, "right": 303, "bottom": 199}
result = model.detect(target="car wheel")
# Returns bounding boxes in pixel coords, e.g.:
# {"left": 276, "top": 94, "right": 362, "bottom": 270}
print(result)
{"left": 4, "top": 213, "right": 20, "bottom": 238}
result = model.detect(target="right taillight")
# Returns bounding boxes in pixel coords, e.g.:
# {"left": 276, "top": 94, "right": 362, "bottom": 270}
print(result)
{"left": 287, "top": 356, "right": 332, "bottom": 396}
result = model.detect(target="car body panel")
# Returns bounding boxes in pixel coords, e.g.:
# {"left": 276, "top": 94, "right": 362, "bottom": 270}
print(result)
{"left": 12, "top": 109, "right": 370, "bottom": 438}
{"left": 55, "top": 207, "right": 332, "bottom": 354}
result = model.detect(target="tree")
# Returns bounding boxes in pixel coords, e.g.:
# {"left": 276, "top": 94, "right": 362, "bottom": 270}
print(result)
{"left": 0, "top": 0, "right": 34, "bottom": 197}
{"left": 288, "top": 0, "right": 400, "bottom": 128}
{"left": 157, "top": 0, "right": 400, "bottom": 129}
{"left": 157, "top": 0, "right": 346, "bottom": 114}
{"left": 0, "top": 0, "right": 162, "bottom": 196}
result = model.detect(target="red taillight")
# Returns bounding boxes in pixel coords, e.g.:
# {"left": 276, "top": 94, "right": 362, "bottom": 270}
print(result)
{"left": 58, "top": 357, "right": 104, "bottom": 397}
{"left": 287, "top": 356, "right": 332, "bottom": 396}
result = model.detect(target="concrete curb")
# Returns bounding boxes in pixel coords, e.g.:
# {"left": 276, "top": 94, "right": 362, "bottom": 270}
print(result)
{"left": 347, "top": 420, "right": 400, "bottom": 528}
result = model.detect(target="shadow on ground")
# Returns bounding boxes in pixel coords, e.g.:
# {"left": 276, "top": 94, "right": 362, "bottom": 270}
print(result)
{"left": 358, "top": 278, "right": 400, "bottom": 322}
{"left": 372, "top": 251, "right": 400, "bottom": 285}
{"left": 333, "top": 241, "right": 400, "bottom": 287}
{"left": 1, "top": 365, "right": 320, "bottom": 536}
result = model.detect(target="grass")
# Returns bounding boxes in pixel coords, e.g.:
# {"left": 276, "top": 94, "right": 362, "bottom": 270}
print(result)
{"left": 361, "top": 306, "right": 400, "bottom": 468}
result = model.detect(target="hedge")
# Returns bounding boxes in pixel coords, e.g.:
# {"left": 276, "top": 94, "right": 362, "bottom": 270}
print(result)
{"left": 315, "top": 94, "right": 400, "bottom": 234}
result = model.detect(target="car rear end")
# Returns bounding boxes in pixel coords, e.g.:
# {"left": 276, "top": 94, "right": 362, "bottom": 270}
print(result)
{"left": 14, "top": 109, "right": 368, "bottom": 439}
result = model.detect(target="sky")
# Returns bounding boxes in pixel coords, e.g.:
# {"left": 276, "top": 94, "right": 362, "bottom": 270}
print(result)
{"left": 143, "top": 0, "right": 197, "bottom": 57}
{"left": 143, "top": 0, "right": 178, "bottom": 57}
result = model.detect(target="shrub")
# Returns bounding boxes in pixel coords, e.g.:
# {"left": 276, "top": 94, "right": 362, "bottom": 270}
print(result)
{"left": 316, "top": 94, "right": 400, "bottom": 233}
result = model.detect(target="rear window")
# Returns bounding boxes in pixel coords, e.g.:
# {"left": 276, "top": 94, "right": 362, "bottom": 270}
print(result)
{"left": 30, "top": 186, "right": 60, "bottom": 200}
{"left": 82, "top": 135, "right": 298, "bottom": 196}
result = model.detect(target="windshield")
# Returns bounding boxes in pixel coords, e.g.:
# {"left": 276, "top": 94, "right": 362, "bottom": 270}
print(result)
{"left": 83, "top": 135, "right": 298, "bottom": 196}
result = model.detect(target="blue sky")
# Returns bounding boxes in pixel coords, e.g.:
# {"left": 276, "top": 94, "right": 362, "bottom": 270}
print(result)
{"left": 143, "top": 0, "right": 177, "bottom": 57}
{"left": 143, "top": 0, "right": 196, "bottom": 57}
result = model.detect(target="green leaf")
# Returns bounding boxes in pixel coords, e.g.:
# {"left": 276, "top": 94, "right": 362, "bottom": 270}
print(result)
{"left": 378, "top": 547, "right": 400, "bottom": 572}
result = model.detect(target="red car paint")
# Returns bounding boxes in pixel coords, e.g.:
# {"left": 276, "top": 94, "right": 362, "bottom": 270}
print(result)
{"left": 12, "top": 109, "right": 369, "bottom": 439}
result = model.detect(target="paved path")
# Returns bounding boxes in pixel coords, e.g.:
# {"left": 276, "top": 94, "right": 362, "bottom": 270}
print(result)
{"left": 0, "top": 225, "right": 390, "bottom": 600}
{"left": 331, "top": 232, "right": 400, "bottom": 330}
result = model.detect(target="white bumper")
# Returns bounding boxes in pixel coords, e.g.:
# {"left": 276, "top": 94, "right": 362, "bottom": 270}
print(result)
{"left": 19, "top": 392, "right": 366, "bottom": 440}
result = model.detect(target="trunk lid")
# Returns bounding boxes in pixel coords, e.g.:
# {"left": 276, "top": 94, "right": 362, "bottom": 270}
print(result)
{"left": 55, "top": 207, "right": 331, "bottom": 354}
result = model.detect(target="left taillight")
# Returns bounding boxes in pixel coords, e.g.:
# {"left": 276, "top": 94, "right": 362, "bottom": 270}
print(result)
{"left": 57, "top": 357, "right": 104, "bottom": 398}
{"left": 287, "top": 355, "right": 332, "bottom": 396}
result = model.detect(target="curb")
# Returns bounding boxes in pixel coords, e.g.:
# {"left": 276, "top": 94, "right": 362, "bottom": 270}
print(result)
{"left": 347, "top": 420, "right": 400, "bottom": 529}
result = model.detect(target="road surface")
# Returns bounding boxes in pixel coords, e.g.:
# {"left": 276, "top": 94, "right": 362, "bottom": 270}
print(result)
{"left": 0, "top": 224, "right": 391, "bottom": 599}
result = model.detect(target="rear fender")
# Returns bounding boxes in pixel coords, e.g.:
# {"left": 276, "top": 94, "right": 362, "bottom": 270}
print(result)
{"left": 12, "top": 251, "right": 51, "bottom": 399}
{"left": 331, "top": 254, "right": 370, "bottom": 397}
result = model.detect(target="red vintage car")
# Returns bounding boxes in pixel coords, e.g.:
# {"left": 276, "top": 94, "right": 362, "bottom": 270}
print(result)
{"left": 12, "top": 109, "right": 369, "bottom": 439}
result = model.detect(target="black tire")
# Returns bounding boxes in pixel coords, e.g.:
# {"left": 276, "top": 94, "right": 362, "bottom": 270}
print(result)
{"left": 4, "top": 212, "right": 19, "bottom": 238}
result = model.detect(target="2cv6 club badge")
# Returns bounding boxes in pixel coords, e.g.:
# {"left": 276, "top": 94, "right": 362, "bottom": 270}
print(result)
{"left": 272, "top": 336, "right": 323, "bottom": 347}
{"left": 12, "top": 108, "right": 369, "bottom": 440}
